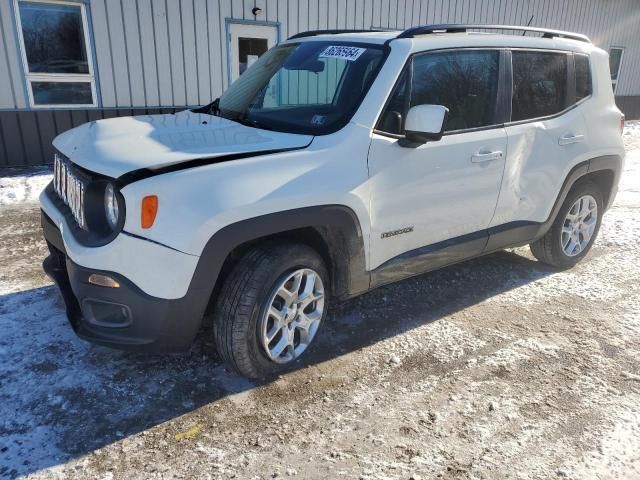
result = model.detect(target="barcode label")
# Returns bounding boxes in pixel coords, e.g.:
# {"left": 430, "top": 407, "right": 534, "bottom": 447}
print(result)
{"left": 319, "top": 45, "right": 366, "bottom": 61}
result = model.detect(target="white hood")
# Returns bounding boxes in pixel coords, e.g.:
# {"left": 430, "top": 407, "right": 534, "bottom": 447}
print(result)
{"left": 52, "top": 110, "right": 313, "bottom": 178}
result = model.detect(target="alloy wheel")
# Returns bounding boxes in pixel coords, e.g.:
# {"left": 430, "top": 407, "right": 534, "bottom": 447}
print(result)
{"left": 561, "top": 194, "right": 598, "bottom": 257}
{"left": 260, "top": 268, "right": 325, "bottom": 364}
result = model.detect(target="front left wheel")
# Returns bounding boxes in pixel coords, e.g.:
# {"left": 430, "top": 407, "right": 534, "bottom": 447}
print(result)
{"left": 212, "top": 242, "right": 329, "bottom": 378}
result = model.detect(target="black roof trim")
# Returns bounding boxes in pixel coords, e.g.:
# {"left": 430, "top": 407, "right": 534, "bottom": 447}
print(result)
{"left": 396, "top": 24, "right": 591, "bottom": 43}
{"left": 288, "top": 29, "right": 387, "bottom": 40}
{"left": 288, "top": 24, "right": 591, "bottom": 44}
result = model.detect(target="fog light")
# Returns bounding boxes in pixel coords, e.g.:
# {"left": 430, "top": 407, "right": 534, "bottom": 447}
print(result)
{"left": 82, "top": 299, "right": 131, "bottom": 327}
{"left": 88, "top": 273, "right": 120, "bottom": 288}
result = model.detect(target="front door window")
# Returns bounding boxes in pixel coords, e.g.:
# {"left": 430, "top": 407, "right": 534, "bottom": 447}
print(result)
{"left": 377, "top": 50, "right": 500, "bottom": 134}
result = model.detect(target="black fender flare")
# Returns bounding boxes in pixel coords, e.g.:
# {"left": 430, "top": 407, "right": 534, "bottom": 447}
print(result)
{"left": 185, "top": 205, "right": 370, "bottom": 322}
{"left": 588, "top": 154, "right": 623, "bottom": 210}
{"left": 485, "top": 154, "right": 623, "bottom": 251}
{"left": 544, "top": 154, "right": 622, "bottom": 232}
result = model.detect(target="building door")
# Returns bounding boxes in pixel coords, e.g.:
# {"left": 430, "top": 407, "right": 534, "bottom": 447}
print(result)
{"left": 228, "top": 23, "right": 278, "bottom": 83}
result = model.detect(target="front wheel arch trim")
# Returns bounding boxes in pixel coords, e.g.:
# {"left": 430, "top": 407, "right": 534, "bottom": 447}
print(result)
{"left": 185, "top": 205, "right": 370, "bottom": 325}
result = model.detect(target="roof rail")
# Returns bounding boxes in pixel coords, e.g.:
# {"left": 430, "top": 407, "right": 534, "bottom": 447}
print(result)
{"left": 288, "top": 29, "right": 386, "bottom": 40}
{"left": 396, "top": 24, "right": 591, "bottom": 43}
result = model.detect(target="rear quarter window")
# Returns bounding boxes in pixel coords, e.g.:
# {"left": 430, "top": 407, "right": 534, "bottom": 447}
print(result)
{"left": 575, "top": 54, "right": 592, "bottom": 101}
{"left": 511, "top": 51, "right": 568, "bottom": 121}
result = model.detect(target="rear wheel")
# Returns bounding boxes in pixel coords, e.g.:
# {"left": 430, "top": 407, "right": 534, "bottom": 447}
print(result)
{"left": 212, "top": 242, "right": 329, "bottom": 378}
{"left": 530, "top": 182, "right": 603, "bottom": 269}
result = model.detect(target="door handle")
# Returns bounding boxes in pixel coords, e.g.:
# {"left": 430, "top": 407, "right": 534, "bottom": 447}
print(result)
{"left": 471, "top": 150, "right": 503, "bottom": 163}
{"left": 558, "top": 134, "right": 585, "bottom": 146}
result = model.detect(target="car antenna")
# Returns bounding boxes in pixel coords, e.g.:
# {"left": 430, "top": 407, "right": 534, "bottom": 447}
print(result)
{"left": 522, "top": 15, "right": 534, "bottom": 35}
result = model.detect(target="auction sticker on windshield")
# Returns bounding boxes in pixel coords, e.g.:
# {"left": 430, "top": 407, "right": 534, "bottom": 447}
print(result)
{"left": 319, "top": 45, "right": 366, "bottom": 61}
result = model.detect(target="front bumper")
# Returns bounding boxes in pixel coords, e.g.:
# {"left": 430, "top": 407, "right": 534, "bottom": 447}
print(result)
{"left": 41, "top": 210, "right": 205, "bottom": 352}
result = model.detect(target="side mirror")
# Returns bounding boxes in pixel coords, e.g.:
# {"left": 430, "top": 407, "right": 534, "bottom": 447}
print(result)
{"left": 400, "top": 104, "right": 449, "bottom": 147}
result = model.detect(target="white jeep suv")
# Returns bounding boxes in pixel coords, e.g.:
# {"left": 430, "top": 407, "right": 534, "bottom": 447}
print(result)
{"left": 41, "top": 25, "right": 625, "bottom": 378}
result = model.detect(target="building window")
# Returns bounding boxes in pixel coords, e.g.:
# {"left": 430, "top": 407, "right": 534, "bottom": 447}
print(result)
{"left": 15, "top": 0, "right": 97, "bottom": 108}
{"left": 609, "top": 47, "right": 624, "bottom": 93}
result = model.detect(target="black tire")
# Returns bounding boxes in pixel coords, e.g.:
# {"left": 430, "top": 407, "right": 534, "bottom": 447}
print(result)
{"left": 530, "top": 181, "right": 604, "bottom": 269}
{"left": 212, "top": 242, "right": 329, "bottom": 379}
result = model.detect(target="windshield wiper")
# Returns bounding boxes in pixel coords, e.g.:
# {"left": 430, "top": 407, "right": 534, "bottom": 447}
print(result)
{"left": 232, "top": 115, "right": 274, "bottom": 131}
{"left": 197, "top": 100, "right": 273, "bottom": 131}
{"left": 192, "top": 98, "right": 220, "bottom": 116}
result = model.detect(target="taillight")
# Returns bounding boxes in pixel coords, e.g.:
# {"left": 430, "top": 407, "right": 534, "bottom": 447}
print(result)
{"left": 621, "top": 113, "right": 625, "bottom": 135}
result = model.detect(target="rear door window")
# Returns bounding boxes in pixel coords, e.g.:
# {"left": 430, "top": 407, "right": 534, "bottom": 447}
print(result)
{"left": 511, "top": 51, "right": 568, "bottom": 121}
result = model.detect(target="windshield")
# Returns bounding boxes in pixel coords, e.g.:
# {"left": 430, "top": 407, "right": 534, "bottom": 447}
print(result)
{"left": 216, "top": 41, "right": 386, "bottom": 135}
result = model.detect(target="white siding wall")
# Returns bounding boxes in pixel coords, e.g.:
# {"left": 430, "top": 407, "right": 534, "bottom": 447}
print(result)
{"left": 0, "top": 0, "right": 639, "bottom": 110}
{"left": 0, "top": 0, "right": 27, "bottom": 109}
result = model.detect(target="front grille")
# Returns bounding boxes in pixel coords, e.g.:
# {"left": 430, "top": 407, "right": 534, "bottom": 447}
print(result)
{"left": 53, "top": 152, "right": 88, "bottom": 230}
{"left": 47, "top": 153, "right": 120, "bottom": 248}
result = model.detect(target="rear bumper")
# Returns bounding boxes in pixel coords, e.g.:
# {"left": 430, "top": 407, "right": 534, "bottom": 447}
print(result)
{"left": 41, "top": 210, "right": 205, "bottom": 352}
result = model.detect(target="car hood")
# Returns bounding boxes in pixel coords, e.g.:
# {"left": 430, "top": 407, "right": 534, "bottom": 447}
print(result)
{"left": 52, "top": 109, "right": 314, "bottom": 178}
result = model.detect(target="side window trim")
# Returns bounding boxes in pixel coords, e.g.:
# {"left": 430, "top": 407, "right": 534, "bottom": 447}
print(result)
{"left": 403, "top": 58, "right": 413, "bottom": 132}
{"left": 496, "top": 49, "right": 512, "bottom": 125}
{"left": 566, "top": 52, "right": 577, "bottom": 108}
{"left": 373, "top": 60, "right": 411, "bottom": 137}
{"left": 374, "top": 47, "right": 507, "bottom": 138}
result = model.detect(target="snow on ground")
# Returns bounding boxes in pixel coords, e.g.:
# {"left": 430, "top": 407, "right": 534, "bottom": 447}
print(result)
{"left": 0, "top": 123, "right": 639, "bottom": 479}
{"left": 624, "top": 119, "right": 640, "bottom": 136}
{"left": 0, "top": 168, "right": 51, "bottom": 207}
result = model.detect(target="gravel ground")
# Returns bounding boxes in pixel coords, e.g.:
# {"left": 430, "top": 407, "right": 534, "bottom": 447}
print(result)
{"left": 1, "top": 124, "right": 639, "bottom": 480}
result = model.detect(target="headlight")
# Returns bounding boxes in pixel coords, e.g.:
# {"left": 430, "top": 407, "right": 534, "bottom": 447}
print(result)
{"left": 104, "top": 182, "right": 120, "bottom": 230}
{"left": 73, "top": 179, "right": 125, "bottom": 246}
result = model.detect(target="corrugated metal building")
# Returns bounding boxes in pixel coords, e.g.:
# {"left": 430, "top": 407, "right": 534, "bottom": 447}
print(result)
{"left": 1, "top": 0, "right": 639, "bottom": 167}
